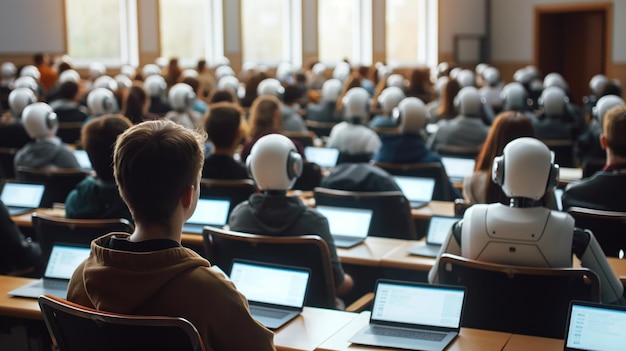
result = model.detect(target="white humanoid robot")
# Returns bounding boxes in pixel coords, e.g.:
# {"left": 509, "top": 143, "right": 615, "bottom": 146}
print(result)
{"left": 8, "top": 87, "right": 37, "bottom": 118}
{"left": 86, "top": 87, "right": 119, "bottom": 117}
{"left": 164, "top": 82, "right": 201, "bottom": 129}
{"left": 430, "top": 137, "right": 624, "bottom": 304}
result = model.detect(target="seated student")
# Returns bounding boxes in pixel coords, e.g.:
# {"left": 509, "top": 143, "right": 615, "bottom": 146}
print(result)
{"left": 0, "top": 200, "right": 43, "bottom": 275}
{"left": 202, "top": 102, "right": 249, "bottom": 180}
{"left": 47, "top": 80, "right": 88, "bottom": 123}
{"left": 577, "top": 94, "right": 624, "bottom": 167}
{"left": 368, "top": 86, "right": 405, "bottom": 129}
{"left": 14, "top": 102, "right": 80, "bottom": 170}
{"left": 181, "top": 76, "right": 208, "bottom": 116}
{"left": 228, "top": 134, "right": 353, "bottom": 299}
{"left": 562, "top": 104, "right": 626, "bottom": 212}
{"left": 429, "top": 137, "right": 625, "bottom": 305}
{"left": 121, "top": 83, "right": 160, "bottom": 125}
{"left": 164, "top": 83, "right": 202, "bottom": 130}
{"left": 281, "top": 85, "right": 308, "bottom": 132}
{"left": 66, "top": 120, "right": 276, "bottom": 351}
{"left": 305, "top": 78, "right": 343, "bottom": 122}
{"left": 320, "top": 162, "right": 401, "bottom": 192}
{"left": 85, "top": 87, "right": 120, "bottom": 123}
{"left": 65, "top": 114, "right": 133, "bottom": 221}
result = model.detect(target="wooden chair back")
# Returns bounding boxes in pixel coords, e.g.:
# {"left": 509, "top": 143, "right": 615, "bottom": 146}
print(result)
{"left": 566, "top": 206, "right": 626, "bottom": 258}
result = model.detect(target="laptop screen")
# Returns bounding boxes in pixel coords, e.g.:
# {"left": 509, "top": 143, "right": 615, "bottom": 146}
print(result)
{"left": 186, "top": 198, "right": 230, "bottom": 226}
{"left": 304, "top": 146, "right": 340, "bottom": 169}
{"left": 73, "top": 149, "right": 93, "bottom": 170}
{"left": 44, "top": 244, "right": 91, "bottom": 280}
{"left": 427, "top": 216, "right": 460, "bottom": 245}
{"left": 230, "top": 260, "right": 310, "bottom": 308}
{"left": 393, "top": 176, "right": 436, "bottom": 203}
{"left": 316, "top": 205, "right": 373, "bottom": 238}
{"left": 371, "top": 281, "right": 465, "bottom": 329}
{"left": 1, "top": 182, "right": 45, "bottom": 208}
{"left": 441, "top": 157, "right": 475, "bottom": 181}
{"left": 565, "top": 301, "right": 626, "bottom": 351}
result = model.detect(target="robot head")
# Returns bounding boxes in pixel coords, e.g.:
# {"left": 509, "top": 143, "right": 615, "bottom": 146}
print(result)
{"left": 1, "top": 62, "right": 17, "bottom": 79}
{"left": 500, "top": 82, "right": 528, "bottom": 111}
{"left": 8, "top": 87, "right": 37, "bottom": 116}
{"left": 378, "top": 86, "right": 405, "bottom": 114}
{"left": 93, "top": 75, "right": 118, "bottom": 92}
{"left": 168, "top": 83, "right": 195, "bottom": 112}
{"left": 141, "top": 64, "right": 161, "bottom": 78}
{"left": 594, "top": 95, "right": 625, "bottom": 125}
{"left": 513, "top": 67, "right": 534, "bottom": 86}
{"left": 342, "top": 87, "right": 370, "bottom": 122}
{"left": 320, "top": 79, "right": 342, "bottom": 103}
{"left": 121, "top": 65, "right": 136, "bottom": 78}
{"left": 87, "top": 88, "right": 119, "bottom": 116}
{"left": 312, "top": 62, "right": 327, "bottom": 77}
{"left": 482, "top": 67, "right": 501, "bottom": 87}
{"left": 22, "top": 102, "right": 58, "bottom": 139}
{"left": 543, "top": 72, "right": 569, "bottom": 91}
{"left": 58, "top": 69, "right": 81, "bottom": 84}
{"left": 257, "top": 78, "right": 284, "bottom": 97}
{"left": 215, "top": 65, "right": 235, "bottom": 81}
{"left": 475, "top": 63, "right": 489, "bottom": 77}
{"left": 589, "top": 74, "right": 608, "bottom": 96}
{"left": 434, "top": 76, "right": 450, "bottom": 97}
{"left": 455, "top": 86, "right": 482, "bottom": 116}
{"left": 89, "top": 62, "right": 107, "bottom": 80}
{"left": 395, "top": 97, "right": 427, "bottom": 135}
{"left": 539, "top": 86, "right": 568, "bottom": 116}
{"left": 182, "top": 69, "right": 198, "bottom": 79}
{"left": 215, "top": 56, "right": 231, "bottom": 68}
{"left": 217, "top": 75, "right": 240, "bottom": 94}
{"left": 246, "top": 133, "right": 302, "bottom": 191}
{"left": 20, "top": 65, "right": 40, "bottom": 81}
{"left": 155, "top": 57, "right": 169, "bottom": 69}
{"left": 455, "top": 69, "right": 476, "bottom": 88}
{"left": 492, "top": 137, "right": 559, "bottom": 201}
{"left": 386, "top": 74, "right": 406, "bottom": 89}
{"left": 114, "top": 74, "right": 133, "bottom": 90}
{"left": 144, "top": 75, "right": 167, "bottom": 97}
{"left": 13, "top": 76, "right": 39, "bottom": 93}
{"left": 276, "top": 62, "right": 295, "bottom": 84}
{"left": 333, "top": 62, "right": 351, "bottom": 82}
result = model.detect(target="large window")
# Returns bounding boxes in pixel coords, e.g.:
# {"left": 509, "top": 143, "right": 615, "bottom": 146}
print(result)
{"left": 241, "top": 0, "right": 301, "bottom": 67}
{"left": 317, "top": 0, "right": 371, "bottom": 66}
{"left": 385, "top": 0, "right": 438, "bottom": 67}
{"left": 65, "top": 0, "right": 138, "bottom": 67}
{"left": 159, "top": 0, "right": 223, "bottom": 67}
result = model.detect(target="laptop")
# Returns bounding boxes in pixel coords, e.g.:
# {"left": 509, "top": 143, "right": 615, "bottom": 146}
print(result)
{"left": 564, "top": 300, "right": 626, "bottom": 351}
{"left": 315, "top": 205, "right": 373, "bottom": 248}
{"left": 73, "top": 149, "right": 93, "bottom": 170}
{"left": 8, "top": 243, "right": 91, "bottom": 299}
{"left": 441, "top": 157, "right": 476, "bottom": 184}
{"left": 393, "top": 176, "right": 436, "bottom": 208}
{"left": 349, "top": 280, "right": 466, "bottom": 351}
{"left": 0, "top": 182, "right": 45, "bottom": 215}
{"left": 408, "top": 215, "right": 460, "bottom": 257}
{"left": 229, "top": 259, "right": 311, "bottom": 330}
{"left": 182, "top": 197, "right": 230, "bottom": 234}
{"left": 554, "top": 188, "right": 564, "bottom": 211}
{"left": 304, "top": 146, "right": 340, "bottom": 169}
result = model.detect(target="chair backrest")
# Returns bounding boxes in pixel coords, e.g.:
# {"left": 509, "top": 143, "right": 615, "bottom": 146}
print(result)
{"left": 566, "top": 206, "right": 626, "bottom": 258}
{"left": 38, "top": 294, "right": 206, "bottom": 351}
{"left": 437, "top": 253, "right": 601, "bottom": 339}
{"left": 15, "top": 166, "right": 89, "bottom": 208}
{"left": 32, "top": 212, "right": 134, "bottom": 267}
{"left": 434, "top": 144, "right": 482, "bottom": 159}
{"left": 57, "top": 121, "right": 85, "bottom": 147}
{"left": 199, "top": 178, "right": 257, "bottom": 216}
{"left": 372, "top": 161, "right": 453, "bottom": 201}
{"left": 313, "top": 187, "right": 417, "bottom": 240}
{"left": 0, "top": 146, "right": 19, "bottom": 180}
{"left": 202, "top": 226, "right": 337, "bottom": 309}
{"left": 281, "top": 130, "right": 318, "bottom": 147}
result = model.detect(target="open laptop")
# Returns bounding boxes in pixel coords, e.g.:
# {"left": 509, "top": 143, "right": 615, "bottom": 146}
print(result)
{"left": 0, "top": 182, "right": 45, "bottom": 215}
{"left": 554, "top": 187, "right": 564, "bottom": 211}
{"left": 73, "top": 149, "right": 93, "bottom": 170}
{"left": 229, "top": 259, "right": 311, "bottom": 330}
{"left": 8, "top": 243, "right": 91, "bottom": 299}
{"left": 304, "top": 146, "right": 340, "bottom": 169}
{"left": 408, "top": 215, "right": 460, "bottom": 257}
{"left": 182, "top": 197, "right": 230, "bottom": 234}
{"left": 564, "top": 300, "right": 626, "bottom": 351}
{"left": 441, "top": 157, "right": 476, "bottom": 184}
{"left": 349, "top": 280, "right": 466, "bottom": 351}
{"left": 393, "top": 175, "right": 436, "bottom": 208}
{"left": 315, "top": 205, "right": 373, "bottom": 248}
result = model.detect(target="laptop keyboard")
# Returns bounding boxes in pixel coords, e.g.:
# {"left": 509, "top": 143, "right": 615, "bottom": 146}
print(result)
{"left": 367, "top": 326, "right": 446, "bottom": 341}
{"left": 250, "top": 306, "right": 290, "bottom": 319}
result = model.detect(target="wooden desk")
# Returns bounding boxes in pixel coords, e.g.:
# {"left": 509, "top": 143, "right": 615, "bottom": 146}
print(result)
{"left": 336, "top": 237, "right": 410, "bottom": 267}
{"left": 502, "top": 334, "right": 564, "bottom": 351}
{"left": 380, "top": 240, "right": 436, "bottom": 272}
{"left": 411, "top": 201, "right": 455, "bottom": 220}
{"left": 0, "top": 275, "right": 42, "bottom": 320}
{"left": 315, "top": 311, "right": 512, "bottom": 351}
{"left": 275, "top": 307, "right": 357, "bottom": 351}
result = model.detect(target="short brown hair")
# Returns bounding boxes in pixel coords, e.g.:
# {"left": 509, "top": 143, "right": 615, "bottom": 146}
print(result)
{"left": 248, "top": 95, "right": 282, "bottom": 138}
{"left": 604, "top": 104, "right": 626, "bottom": 157}
{"left": 82, "top": 114, "right": 132, "bottom": 182}
{"left": 204, "top": 102, "right": 245, "bottom": 148}
{"left": 114, "top": 119, "right": 206, "bottom": 224}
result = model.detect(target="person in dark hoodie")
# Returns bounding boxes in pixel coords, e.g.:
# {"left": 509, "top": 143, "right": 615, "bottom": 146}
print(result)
{"left": 228, "top": 133, "right": 354, "bottom": 299}
{"left": 64, "top": 114, "right": 133, "bottom": 221}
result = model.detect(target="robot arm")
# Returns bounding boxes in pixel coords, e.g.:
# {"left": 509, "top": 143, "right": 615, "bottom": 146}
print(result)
{"left": 428, "top": 220, "right": 463, "bottom": 284}
{"left": 573, "top": 228, "right": 625, "bottom": 305}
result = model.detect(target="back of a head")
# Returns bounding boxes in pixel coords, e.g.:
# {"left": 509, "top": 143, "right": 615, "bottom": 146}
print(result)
{"left": 397, "top": 97, "right": 427, "bottom": 135}
{"left": 87, "top": 88, "right": 119, "bottom": 116}
{"left": 56, "top": 81, "right": 80, "bottom": 100}
{"left": 168, "top": 83, "right": 195, "bottom": 112}
{"left": 114, "top": 120, "right": 205, "bottom": 224}
{"left": 257, "top": 78, "right": 284, "bottom": 98}
{"left": 247, "top": 133, "right": 302, "bottom": 191}
{"left": 492, "top": 137, "right": 555, "bottom": 201}
{"left": 312, "top": 62, "right": 327, "bottom": 77}
{"left": 9, "top": 87, "right": 37, "bottom": 116}
{"left": 386, "top": 74, "right": 406, "bottom": 89}
{"left": 455, "top": 69, "right": 476, "bottom": 88}
{"left": 321, "top": 163, "right": 400, "bottom": 192}
{"left": 215, "top": 65, "right": 235, "bottom": 81}
{"left": 379, "top": 86, "right": 405, "bottom": 114}
{"left": 595, "top": 94, "right": 625, "bottom": 126}
{"left": 543, "top": 72, "right": 568, "bottom": 92}
{"left": 208, "top": 88, "right": 237, "bottom": 104}
{"left": 141, "top": 64, "right": 162, "bottom": 78}
{"left": 13, "top": 76, "right": 39, "bottom": 93}
{"left": 204, "top": 102, "right": 243, "bottom": 149}
{"left": 342, "top": 87, "right": 370, "bottom": 121}
{"left": 93, "top": 75, "right": 118, "bottom": 92}
{"left": 321, "top": 78, "right": 342, "bottom": 103}
{"left": 603, "top": 104, "right": 626, "bottom": 158}
{"left": 482, "top": 67, "right": 501, "bottom": 87}
{"left": 114, "top": 74, "right": 133, "bottom": 90}
{"left": 22, "top": 102, "right": 58, "bottom": 139}
{"left": 589, "top": 74, "right": 608, "bottom": 96}
{"left": 89, "top": 62, "right": 106, "bottom": 80}
{"left": 144, "top": 75, "right": 167, "bottom": 97}
{"left": 122, "top": 85, "right": 148, "bottom": 124}
{"left": 249, "top": 95, "right": 282, "bottom": 137}
{"left": 82, "top": 114, "right": 132, "bottom": 182}
{"left": 217, "top": 75, "right": 240, "bottom": 94}
{"left": 333, "top": 62, "right": 351, "bottom": 82}
{"left": 455, "top": 86, "right": 482, "bottom": 116}
{"left": 539, "top": 86, "right": 567, "bottom": 116}
{"left": 500, "top": 82, "right": 528, "bottom": 111}
{"left": 1, "top": 62, "right": 17, "bottom": 79}
{"left": 58, "top": 69, "right": 81, "bottom": 84}
{"left": 20, "top": 65, "right": 41, "bottom": 82}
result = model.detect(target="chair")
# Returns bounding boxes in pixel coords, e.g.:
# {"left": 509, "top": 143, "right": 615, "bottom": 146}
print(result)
{"left": 313, "top": 187, "right": 417, "bottom": 240}
{"left": 434, "top": 144, "right": 481, "bottom": 159}
{"left": 0, "top": 146, "right": 19, "bottom": 179}
{"left": 38, "top": 294, "right": 206, "bottom": 351}
{"left": 199, "top": 178, "right": 258, "bottom": 216}
{"left": 31, "top": 212, "right": 134, "bottom": 267}
{"left": 542, "top": 139, "right": 577, "bottom": 168}
{"left": 15, "top": 166, "right": 90, "bottom": 208}
{"left": 372, "top": 161, "right": 454, "bottom": 201}
{"left": 437, "top": 253, "right": 601, "bottom": 339}
{"left": 336, "top": 152, "right": 373, "bottom": 165}
{"left": 57, "top": 121, "right": 85, "bottom": 146}
{"left": 304, "top": 119, "right": 338, "bottom": 138}
{"left": 566, "top": 206, "right": 626, "bottom": 258}
{"left": 282, "top": 130, "right": 318, "bottom": 147}
{"left": 202, "top": 226, "right": 372, "bottom": 311}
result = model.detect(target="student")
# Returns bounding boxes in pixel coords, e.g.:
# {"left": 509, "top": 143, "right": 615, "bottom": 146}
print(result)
{"left": 228, "top": 133, "right": 354, "bottom": 301}
{"left": 66, "top": 119, "right": 276, "bottom": 351}
{"left": 65, "top": 114, "right": 133, "bottom": 221}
